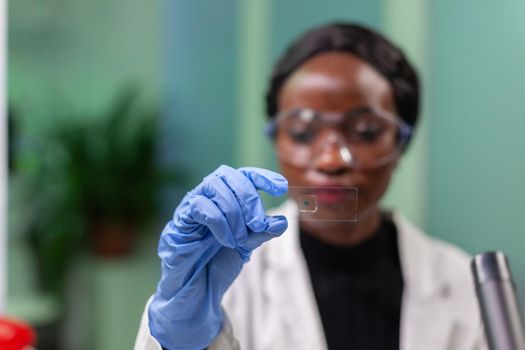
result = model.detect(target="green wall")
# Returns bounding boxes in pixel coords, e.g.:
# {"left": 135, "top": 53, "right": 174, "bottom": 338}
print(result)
{"left": 162, "top": 0, "right": 238, "bottom": 184}
{"left": 427, "top": 0, "right": 525, "bottom": 298}
{"left": 9, "top": 0, "right": 160, "bottom": 131}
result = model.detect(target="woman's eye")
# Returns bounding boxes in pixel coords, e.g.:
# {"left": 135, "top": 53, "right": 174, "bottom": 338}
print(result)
{"left": 288, "top": 128, "right": 316, "bottom": 143}
{"left": 349, "top": 123, "right": 385, "bottom": 142}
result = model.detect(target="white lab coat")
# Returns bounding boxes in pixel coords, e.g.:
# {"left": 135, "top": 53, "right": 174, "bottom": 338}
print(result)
{"left": 135, "top": 200, "right": 487, "bottom": 350}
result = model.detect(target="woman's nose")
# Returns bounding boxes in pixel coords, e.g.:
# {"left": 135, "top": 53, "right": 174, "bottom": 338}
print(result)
{"left": 312, "top": 132, "right": 353, "bottom": 174}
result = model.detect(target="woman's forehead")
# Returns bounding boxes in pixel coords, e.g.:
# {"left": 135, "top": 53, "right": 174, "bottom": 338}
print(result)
{"left": 278, "top": 52, "right": 394, "bottom": 112}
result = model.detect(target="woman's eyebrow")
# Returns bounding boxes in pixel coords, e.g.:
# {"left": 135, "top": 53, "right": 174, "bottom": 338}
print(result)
{"left": 344, "top": 106, "right": 373, "bottom": 115}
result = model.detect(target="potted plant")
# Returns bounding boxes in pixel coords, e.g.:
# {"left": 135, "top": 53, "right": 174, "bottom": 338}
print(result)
{"left": 17, "top": 85, "right": 183, "bottom": 297}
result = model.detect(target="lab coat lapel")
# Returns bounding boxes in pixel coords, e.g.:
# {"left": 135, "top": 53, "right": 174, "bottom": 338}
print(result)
{"left": 395, "top": 213, "right": 456, "bottom": 350}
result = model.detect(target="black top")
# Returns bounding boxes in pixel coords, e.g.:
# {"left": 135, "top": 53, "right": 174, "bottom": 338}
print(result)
{"left": 299, "top": 213, "right": 403, "bottom": 350}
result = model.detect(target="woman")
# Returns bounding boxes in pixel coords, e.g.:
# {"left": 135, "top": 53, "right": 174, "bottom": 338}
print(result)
{"left": 135, "top": 23, "right": 486, "bottom": 350}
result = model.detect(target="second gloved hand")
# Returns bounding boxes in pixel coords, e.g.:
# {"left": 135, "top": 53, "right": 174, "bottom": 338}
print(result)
{"left": 148, "top": 165, "right": 288, "bottom": 350}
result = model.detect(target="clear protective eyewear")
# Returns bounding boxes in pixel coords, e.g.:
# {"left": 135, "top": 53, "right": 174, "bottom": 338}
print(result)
{"left": 266, "top": 107, "right": 412, "bottom": 170}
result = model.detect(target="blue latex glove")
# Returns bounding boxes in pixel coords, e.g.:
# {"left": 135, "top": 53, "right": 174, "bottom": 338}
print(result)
{"left": 148, "top": 165, "right": 288, "bottom": 350}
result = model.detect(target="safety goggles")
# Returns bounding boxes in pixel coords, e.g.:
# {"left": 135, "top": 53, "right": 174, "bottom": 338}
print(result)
{"left": 266, "top": 107, "right": 412, "bottom": 170}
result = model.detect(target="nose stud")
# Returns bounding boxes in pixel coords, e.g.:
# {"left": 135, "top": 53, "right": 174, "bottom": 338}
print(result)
{"left": 327, "top": 134, "right": 353, "bottom": 165}
{"left": 339, "top": 145, "right": 352, "bottom": 164}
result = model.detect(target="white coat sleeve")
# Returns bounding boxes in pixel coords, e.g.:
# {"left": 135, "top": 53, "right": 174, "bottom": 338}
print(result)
{"left": 133, "top": 296, "right": 240, "bottom": 350}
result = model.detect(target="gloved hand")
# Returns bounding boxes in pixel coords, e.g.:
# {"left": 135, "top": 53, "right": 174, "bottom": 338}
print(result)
{"left": 148, "top": 165, "right": 288, "bottom": 350}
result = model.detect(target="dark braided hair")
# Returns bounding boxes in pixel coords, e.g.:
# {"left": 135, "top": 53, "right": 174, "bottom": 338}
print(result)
{"left": 265, "top": 22, "right": 420, "bottom": 129}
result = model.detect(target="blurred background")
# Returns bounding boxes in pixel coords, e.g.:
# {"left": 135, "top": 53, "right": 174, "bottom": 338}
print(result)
{"left": 6, "top": 0, "right": 525, "bottom": 349}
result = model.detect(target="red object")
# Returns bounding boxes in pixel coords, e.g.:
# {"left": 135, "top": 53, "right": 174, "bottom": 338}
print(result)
{"left": 0, "top": 317, "right": 36, "bottom": 350}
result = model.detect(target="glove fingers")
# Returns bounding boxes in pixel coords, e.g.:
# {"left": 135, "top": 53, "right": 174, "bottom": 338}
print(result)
{"left": 239, "top": 167, "right": 288, "bottom": 196}
{"left": 201, "top": 175, "right": 248, "bottom": 246}
{"left": 187, "top": 194, "right": 237, "bottom": 248}
{"left": 265, "top": 215, "right": 288, "bottom": 235}
{"left": 214, "top": 165, "right": 269, "bottom": 233}
{"left": 241, "top": 215, "right": 288, "bottom": 251}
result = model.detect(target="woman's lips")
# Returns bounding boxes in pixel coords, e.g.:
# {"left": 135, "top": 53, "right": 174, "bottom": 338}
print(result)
{"left": 312, "top": 187, "right": 355, "bottom": 204}
{"left": 290, "top": 177, "right": 360, "bottom": 205}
